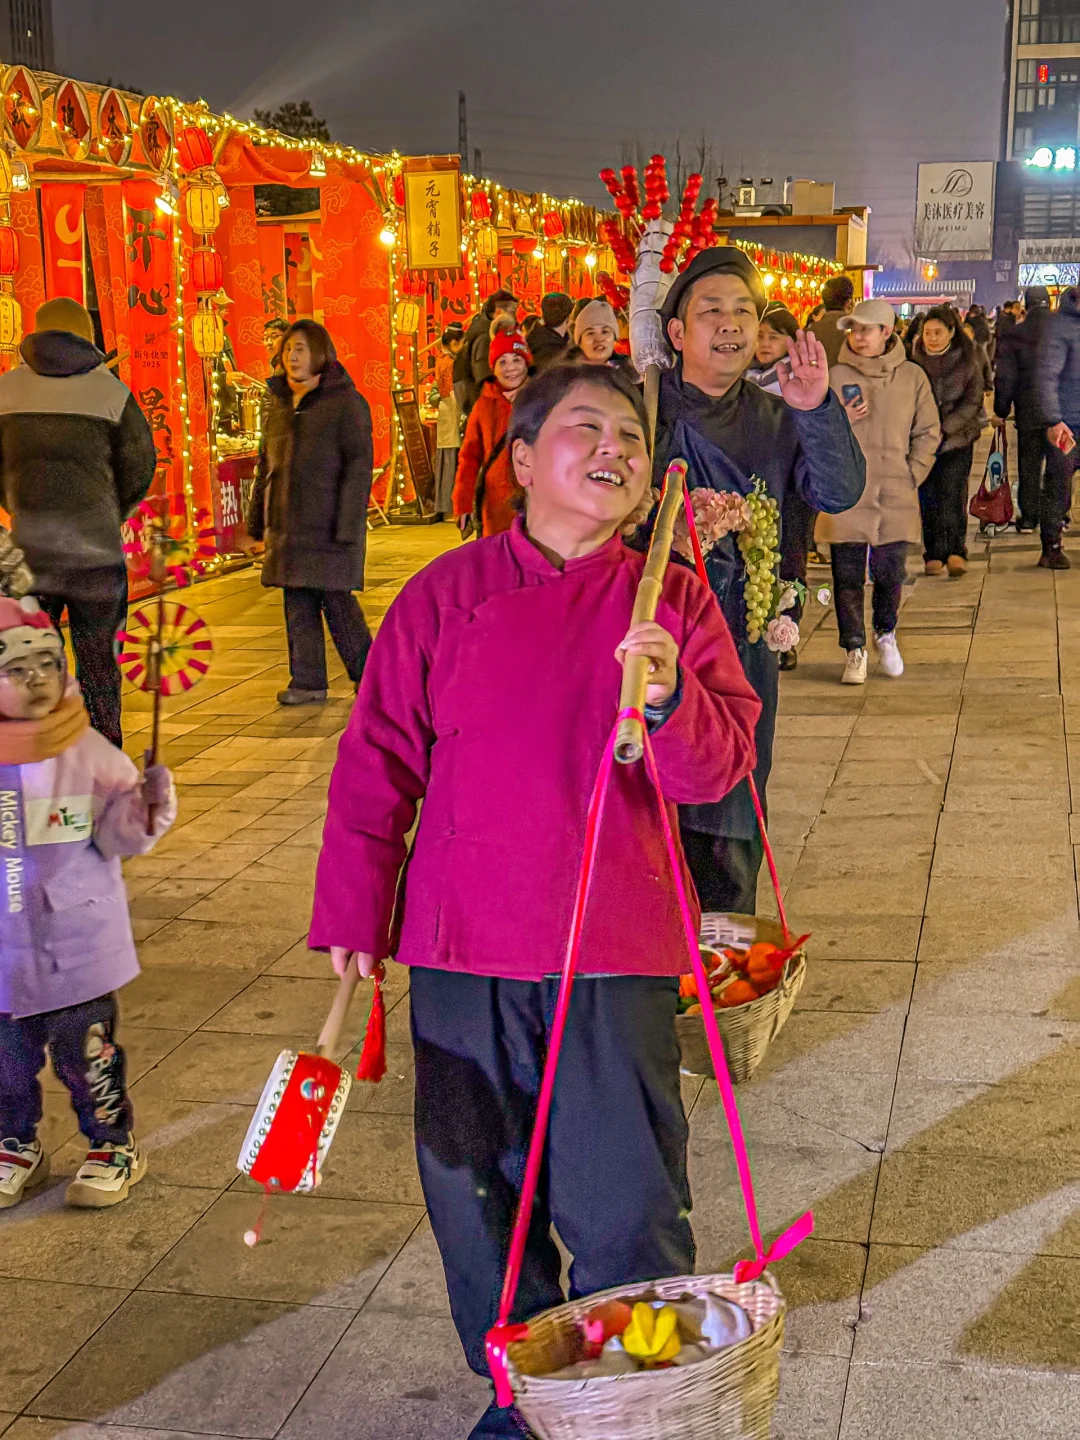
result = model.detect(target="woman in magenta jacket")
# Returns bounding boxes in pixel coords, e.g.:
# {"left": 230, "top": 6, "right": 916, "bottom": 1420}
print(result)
{"left": 310, "top": 364, "right": 760, "bottom": 1440}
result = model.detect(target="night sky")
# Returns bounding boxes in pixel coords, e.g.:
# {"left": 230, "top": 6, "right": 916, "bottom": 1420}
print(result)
{"left": 57, "top": 0, "right": 1005, "bottom": 266}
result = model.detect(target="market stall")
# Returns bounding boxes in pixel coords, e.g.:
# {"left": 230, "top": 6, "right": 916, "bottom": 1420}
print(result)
{"left": 0, "top": 65, "right": 845, "bottom": 589}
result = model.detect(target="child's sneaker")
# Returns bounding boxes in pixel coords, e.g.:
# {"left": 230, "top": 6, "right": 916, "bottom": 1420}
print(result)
{"left": 0, "top": 1137, "right": 49, "bottom": 1208}
{"left": 65, "top": 1137, "right": 145, "bottom": 1209}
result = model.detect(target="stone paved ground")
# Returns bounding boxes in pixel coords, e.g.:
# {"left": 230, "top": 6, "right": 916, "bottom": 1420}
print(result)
{"left": 1, "top": 511, "right": 1078, "bottom": 1440}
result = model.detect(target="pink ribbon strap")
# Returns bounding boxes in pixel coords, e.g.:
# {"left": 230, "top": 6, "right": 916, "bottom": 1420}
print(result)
{"left": 484, "top": 705, "right": 812, "bottom": 1405}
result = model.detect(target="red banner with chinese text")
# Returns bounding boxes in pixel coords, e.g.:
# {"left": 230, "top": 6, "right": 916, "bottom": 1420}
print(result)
{"left": 498, "top": 243, "right": 544, "bottom": 319}
{"left": 179, "top": 228, "right": 213, "bottom": 516}
{"left": 257, "top": 224, "right": 287, "bottom": 320}
{"left": 319, "top": 174, "right": 392, "bottom": 498}
{"left": 309, "top": 226, "right": 325, "bottom": 324}
{"left": 285, "top": 230, "right": 314, "bottom": 318}
{"left": 216, "top": 185, "right": 265, "bottom": 380}
{"left": 121, "top": 178, "right": 177, "bottom": 504}
{"left": 41, "top": 184, "right": 87, "bottom": 304}
{"left": 85, "top": 184, "right": 130, "bottom": 383}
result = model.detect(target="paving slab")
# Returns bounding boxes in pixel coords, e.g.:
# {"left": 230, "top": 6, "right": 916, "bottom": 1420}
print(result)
{"left": 7, "top": 520, "right": 1079, "bottom": 1440}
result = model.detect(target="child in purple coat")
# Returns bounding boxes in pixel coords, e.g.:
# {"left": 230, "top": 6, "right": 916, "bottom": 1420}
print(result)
{"left": 0, "top": 595, "right": 176, "bottom": 1210}
{"left": 310, "top": 364, "right": 761, "bottom": 1439}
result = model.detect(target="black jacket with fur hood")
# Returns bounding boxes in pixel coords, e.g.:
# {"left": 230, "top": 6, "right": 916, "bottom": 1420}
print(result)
{"left": 0, "top": 331, "right": 156, "bottom": 593}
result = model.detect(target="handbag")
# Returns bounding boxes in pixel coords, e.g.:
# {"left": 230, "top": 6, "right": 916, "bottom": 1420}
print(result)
{"left": 969, "top": 429, "right": 1013, "bottom": 531}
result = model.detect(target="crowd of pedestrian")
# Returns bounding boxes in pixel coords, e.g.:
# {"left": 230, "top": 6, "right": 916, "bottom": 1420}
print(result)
{"left": 3, "top": 252, "right": 1079, "bottom": 1440}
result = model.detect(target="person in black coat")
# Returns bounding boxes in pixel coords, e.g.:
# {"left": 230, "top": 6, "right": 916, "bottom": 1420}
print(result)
{"left": 1035, "top": 284, "right": 1080, "bottom": 568}
{"left": 912, "top": 307, "right": 985, "bottom": 576}
{"left": 246, "top": 321, "right": 374, "bottom": 705}
{"left": 994, "top": 285, "right": 1053, "bottom": 534}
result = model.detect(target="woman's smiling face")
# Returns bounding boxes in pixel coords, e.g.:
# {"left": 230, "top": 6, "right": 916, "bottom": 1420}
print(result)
{"left": 511, "top": 379, "right": 650, "bottom": 533}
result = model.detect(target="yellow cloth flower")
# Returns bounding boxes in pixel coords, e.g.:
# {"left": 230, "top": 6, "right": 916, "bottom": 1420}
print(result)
{"left": 621, "top": 1302, "right": 681, "bottom": 1366}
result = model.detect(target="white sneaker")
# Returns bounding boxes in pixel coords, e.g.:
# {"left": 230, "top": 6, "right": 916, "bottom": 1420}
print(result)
{"left": 65, "top": 1137, "right": 146, "bottom": 1209}
{"left": 841, "top": 648, "right": 868, "bottom": 685}
{"left": 0, "top": 1137, "right": 48, "bottom": 1208}
{"left": 874, "top": 630, "right": 904, "bottom": 678}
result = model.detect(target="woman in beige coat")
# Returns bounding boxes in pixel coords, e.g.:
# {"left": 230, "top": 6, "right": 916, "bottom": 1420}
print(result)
{"left": 818, "top": 299, "right": 941, "bottom": 684}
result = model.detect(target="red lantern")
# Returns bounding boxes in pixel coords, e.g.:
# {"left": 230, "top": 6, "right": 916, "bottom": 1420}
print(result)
{"left": 393, "top": 175, "right": 405, "bottom": 208}
{"left": 542, "top": 210, "right": 564, "bottom": 238}
{"left": 471, "top": 190, "right": 492, "bottom": 222}
{"left": 0, "top": 226, "right": 20, "bottom": 277}
{"left": 190, "top": 247, "right": 223, "bottom": 295}
{"left": 175, "top": 125, "right": 213, "bottom": 173}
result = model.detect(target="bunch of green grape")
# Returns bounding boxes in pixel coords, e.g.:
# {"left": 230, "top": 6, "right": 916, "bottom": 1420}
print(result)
{"left": 737, "top": 479, "right": 780, "bottom": 645}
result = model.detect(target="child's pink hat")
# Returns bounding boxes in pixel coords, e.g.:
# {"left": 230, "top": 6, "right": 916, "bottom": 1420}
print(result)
{"left": 0, "top": 596, "right": 64, "bottom": 666}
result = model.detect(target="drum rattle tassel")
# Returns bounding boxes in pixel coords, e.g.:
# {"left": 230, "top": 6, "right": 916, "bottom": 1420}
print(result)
{"left": 237, "top": 962, "right": 386, "bottom": 1243}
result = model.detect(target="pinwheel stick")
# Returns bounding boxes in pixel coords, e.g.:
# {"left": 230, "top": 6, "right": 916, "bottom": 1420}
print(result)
{"left": 143, "top": 538, "right": 168, "bottom": 836}
{"left": 614, "top": 458, "right": 688, "bottom": 765}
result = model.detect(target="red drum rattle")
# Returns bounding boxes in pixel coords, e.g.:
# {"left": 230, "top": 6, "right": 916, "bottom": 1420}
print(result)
{"left": 237, "top": 961, "right": 386, "bottom": 1243}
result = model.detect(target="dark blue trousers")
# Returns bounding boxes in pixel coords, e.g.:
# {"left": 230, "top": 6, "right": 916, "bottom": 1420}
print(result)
{"left": 409, "top": 968, "right": 694, "bottom": 1386}
{"left": 0, "top": 992, "right": 132, "bottom": 1146}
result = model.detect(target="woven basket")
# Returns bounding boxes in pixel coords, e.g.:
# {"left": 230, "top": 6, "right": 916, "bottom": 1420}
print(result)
{"left": 676, "top": 912, "right": 806, "bottom": 1084}
{"left": 506, "top": 1270, "right": 785, "bottom": 1440}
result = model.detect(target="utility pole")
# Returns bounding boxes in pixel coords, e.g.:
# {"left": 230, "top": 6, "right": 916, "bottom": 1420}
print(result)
{"left": 458, "top": 91, "right": 469, "bottom": 173}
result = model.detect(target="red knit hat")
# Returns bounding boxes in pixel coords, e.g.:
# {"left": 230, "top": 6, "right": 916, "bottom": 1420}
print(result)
{"left": 489, "top": 328, "right": 531, "bottom": 372}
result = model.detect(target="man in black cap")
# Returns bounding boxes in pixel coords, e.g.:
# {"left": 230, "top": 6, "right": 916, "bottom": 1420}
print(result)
{"left": 651, "top": 246, "right": 865, "bottom": 914}
{"left": 993, "top": 284, "right": 1053, "bottom": 536}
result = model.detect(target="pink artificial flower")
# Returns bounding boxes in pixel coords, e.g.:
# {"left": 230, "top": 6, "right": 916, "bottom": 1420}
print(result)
{"left": 765, "top": 615, "right": 800, "bottom": 653}
{"left": 672, "top": 488, "right": 753, "bottom": 562}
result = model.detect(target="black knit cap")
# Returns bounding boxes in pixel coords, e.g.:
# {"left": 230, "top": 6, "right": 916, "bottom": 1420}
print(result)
{"left": 660, "top": 245, "right": 768, "bottom": 328}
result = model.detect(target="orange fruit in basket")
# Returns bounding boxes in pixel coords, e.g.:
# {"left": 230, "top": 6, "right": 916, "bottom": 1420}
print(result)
{"left": 747, "top": 955, "right": 783, "bottom": 982}
{"left": 683, "top": 1002, "right": 703, "bottom": 1016}
{"left": 679, "top": 973, "right": 699, "bottom": 1000}
{"left": 716, "top": 979, "right": 760, "bottom": 1008}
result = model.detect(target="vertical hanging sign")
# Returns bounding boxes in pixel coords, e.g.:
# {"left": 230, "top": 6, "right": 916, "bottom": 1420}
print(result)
{"left": 402, "top": 161, "right": 462, "bottom": 270}
{"left": 40, "top": 185, "right": 86, "bottom": 304}
{"left": 122, "top": 178, "right": 176, "bottom": 499}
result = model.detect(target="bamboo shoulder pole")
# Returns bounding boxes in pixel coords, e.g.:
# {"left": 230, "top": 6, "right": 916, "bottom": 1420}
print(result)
{"left": 614, "top": 457, "right": 688, "bottom": 764}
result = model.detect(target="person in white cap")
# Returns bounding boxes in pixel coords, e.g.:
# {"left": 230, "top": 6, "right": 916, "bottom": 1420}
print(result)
{"left": 821, "top": 299, "right": 941, "bottom": 684}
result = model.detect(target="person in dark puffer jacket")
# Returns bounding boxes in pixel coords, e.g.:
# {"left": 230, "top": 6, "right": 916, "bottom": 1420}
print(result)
{"left": 993, "top": 285, "right": 1053, "bottom": 534}
{"left": 246, "top": 320, "right": 374, "bottom": 706}
{"left": 912, "top": 306, "right": 985, "bottom": 577}
{"left": 1034, "top": 284, "right": 1080, "bottom": 568}
{"left": 0, "top": 298, "right": 156, "bottom": 747}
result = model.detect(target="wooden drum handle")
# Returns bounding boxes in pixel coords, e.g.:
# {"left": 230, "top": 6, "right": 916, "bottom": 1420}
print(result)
{"left": 316, "top": 968, "right": 360, "bottom": 1058}
{"left": 614, "top": 458, "right": 688, "bottom": 765}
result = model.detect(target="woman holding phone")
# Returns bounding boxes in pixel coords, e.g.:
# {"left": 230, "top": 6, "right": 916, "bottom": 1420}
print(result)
{"left": 819, "top": 299, "right": 941, "bottom": 684}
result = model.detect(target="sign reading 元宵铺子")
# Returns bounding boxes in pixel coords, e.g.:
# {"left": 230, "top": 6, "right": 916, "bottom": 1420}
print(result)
{"left": 403, "top": 163, "right": 462, "bottom": 271}
{"left": 915, "top": 162, "right": 996, "bottom": 260}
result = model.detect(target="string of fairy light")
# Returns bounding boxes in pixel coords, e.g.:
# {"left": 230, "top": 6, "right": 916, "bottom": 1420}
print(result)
{"left": 0, "top": 74, "right": 855, "bottom": 528}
